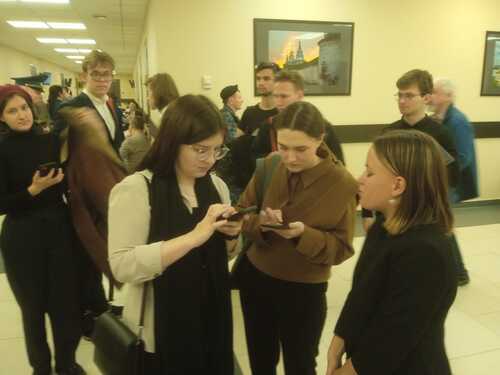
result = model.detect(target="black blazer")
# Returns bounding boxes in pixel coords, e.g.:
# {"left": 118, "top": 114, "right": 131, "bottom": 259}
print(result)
{"left": 54, "top": 92, "right": 125, "bottom": 153}
{"left": 335, "top": 218, "right": 457, "bottom": 375}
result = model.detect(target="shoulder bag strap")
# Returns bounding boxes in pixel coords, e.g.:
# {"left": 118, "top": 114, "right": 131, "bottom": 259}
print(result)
{"left": 136, "top": 174, "right": 153, "bottom": 338}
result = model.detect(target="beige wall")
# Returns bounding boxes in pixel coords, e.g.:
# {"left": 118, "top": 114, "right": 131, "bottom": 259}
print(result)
{"left": 115, "top": 75, "right": 136, "bottom": 99}
{"left": 0, "top": 44, "right": 78, "bottom": 97}
{"left": 138, "top": 0, "right": 500, "bottom": 199}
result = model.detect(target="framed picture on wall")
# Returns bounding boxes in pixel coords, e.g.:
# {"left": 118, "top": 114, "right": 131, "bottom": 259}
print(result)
{"left": 254, "top": 18, "right": 354, "bottom": 96}
{"left": 480, "top": 31, "right": 500, "bottom": 96}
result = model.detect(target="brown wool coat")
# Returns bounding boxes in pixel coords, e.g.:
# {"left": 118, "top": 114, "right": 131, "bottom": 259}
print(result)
{"left": 238, "top": 145, "right": 358, "bottom": 283}
{"left": 61, "top": 108, "right": 127, "bottom": 286}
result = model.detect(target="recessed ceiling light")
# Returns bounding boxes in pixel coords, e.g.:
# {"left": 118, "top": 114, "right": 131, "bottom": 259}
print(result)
{"left": 54, "top": 48, "right": 92, "bottom": 54}
{"left": 47, "top": 22, "right": 86, "bottom": 30}
{"left": 7, "top": 20, "right": 49, "bottom": 28}
{"left": 75, "top": 61, "right": 83, "bottom": 64}
{"left": 67, "top": 38, "right": 96, "bottom": 45}
{"left": 21, "top": 0, "right": 70, "bottom": 4}
{"left": 37, "top": 37, "right": 68, "bottom": 44}
{"left": 54, "top": 48, "right": 78, "bottom": 53}
{"left": 66, "top": 55, "right": 85, "bottom": 59}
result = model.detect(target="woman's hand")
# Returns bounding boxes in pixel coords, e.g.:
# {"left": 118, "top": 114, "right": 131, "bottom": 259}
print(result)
{"left": 326, "top": 336, "right": 346, "bottom": 375}
{"left": 28, "top": 169, "right": 64, "bottom": 196}
{"left": 191, "top": 204, "right": 231, "bottom": 247}
{"left": 260, "top": 208, "right": 304, "bottom": 239}
{"left": 270, "top": 222, "right": 305, "bottom": 239}
{"left": 216, "top": 206, "right": 244, "bottom": 237}
{"left": 259, "top": 207, "right": 284, "bottom": 229}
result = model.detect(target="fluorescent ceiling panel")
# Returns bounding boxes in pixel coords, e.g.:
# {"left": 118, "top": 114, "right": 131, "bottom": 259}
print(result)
{"left": 54, "top": 48, "right": 79, "bottom": 53}
{"left": 66, "top": 55, "right": 85, "bottom": 59}
{"left": 67, "top": 38, "right": 96, "bottom": 45}
{"left": 7, "top": 20, "right": 49, "bottom": 28}
{"left": 37, "top": 37, "right": 68, "bottom": 44}
{"left": 47, "top": 22, "right": 86, "bottom": 30}
{"left": 21, "top": 0, "right": 70, "bottom": 4}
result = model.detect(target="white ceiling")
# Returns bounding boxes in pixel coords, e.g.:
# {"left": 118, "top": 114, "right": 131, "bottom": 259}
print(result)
{"left": 0, "top": 0, "right": 149, "bottom": 74}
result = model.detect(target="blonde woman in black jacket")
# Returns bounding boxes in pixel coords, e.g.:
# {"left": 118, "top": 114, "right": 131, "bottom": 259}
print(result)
{"left": 326, "top": 130, "right": 457, "bottom": 375}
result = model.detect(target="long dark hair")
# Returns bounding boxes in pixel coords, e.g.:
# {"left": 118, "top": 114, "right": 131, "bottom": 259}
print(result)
{"left": 273, "top": 101, "right": 325, "bottom": 139}
{"left": 48, "top": 85, "right": 63, "bottom": 118}
{"left": 146, "top": 73, "right": 180, "bottom": 111}
{"left": 138, "top": 94, "right": 226, "bottom": 177}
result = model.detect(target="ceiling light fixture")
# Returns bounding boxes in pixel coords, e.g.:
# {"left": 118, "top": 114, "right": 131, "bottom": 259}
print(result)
{"left": 7, "top": 20, "right": 49, "bottom": 28}
{"left": 37, "top": 37, "right": 68, "bottom": 44}
{"left": 21, "top": 0, "right": 70, "bottom": 4}
{"left": 93, "top": 15, "right": 107, "bottom": 21}
{"left": 47, "top": 22, "right": 86, "bottom": 30}
{"left": 67, "top": 38, "right": 96, "bottom": 45}
{"left": 66, "top": 55, "right": 85, "bottom": 59}
{"left": 75, "top": 61, "right": 83, "bottom": 64}
{"left": 54, "top": 48, "right": 78, "bottom": 53}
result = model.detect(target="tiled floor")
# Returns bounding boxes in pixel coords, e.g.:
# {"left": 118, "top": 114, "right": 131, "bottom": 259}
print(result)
{"left": 0, "top": 224, "right": 499, "bottom": 374}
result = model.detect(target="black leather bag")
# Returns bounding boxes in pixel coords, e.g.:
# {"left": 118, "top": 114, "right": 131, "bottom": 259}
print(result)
{"left": 92, "top": 175, "right": 153, "bottom": 374}
{"left": 92, "top": 304, "right": 146, "bottom": 375}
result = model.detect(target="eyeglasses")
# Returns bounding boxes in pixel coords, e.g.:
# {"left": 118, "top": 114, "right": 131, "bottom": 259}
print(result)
{"left": 394, "top": 92, "right": 424, "bottom": 101}
{"left": 190, "top": 144, "right": 229, "bottom": 161}
{"left": 89, "top": 71, "right": 114, "bottom": 81}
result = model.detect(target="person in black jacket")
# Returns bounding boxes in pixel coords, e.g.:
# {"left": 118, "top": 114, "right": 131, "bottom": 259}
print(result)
{"left": 53, "top": 50, "right": 125, "bottom": 153}
{"left": 0, "top": 85, "right": 85, "bottom": 375}
{"left": 252, "top": 70, "right": 345, "bottom": 164}
{"left": 326, "top": 130, "right": 457, "bottom": 375}
{"left": 53, "top": 50, "right": 126, "bottom": 333}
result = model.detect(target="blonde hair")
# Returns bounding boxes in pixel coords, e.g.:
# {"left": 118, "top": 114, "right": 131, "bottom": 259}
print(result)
{"left": 82, "top": 50, "right": 115, "bottom": 73}
{"left": 373, "top": 130, "right": 453, "bottom": 235}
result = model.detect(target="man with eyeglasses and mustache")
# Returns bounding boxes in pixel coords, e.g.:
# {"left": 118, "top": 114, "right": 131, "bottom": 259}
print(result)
{"left": 54, "top": 50, "right": 127, "bottom": 341}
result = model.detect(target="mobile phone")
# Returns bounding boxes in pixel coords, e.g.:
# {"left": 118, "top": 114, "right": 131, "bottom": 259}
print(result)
{"left": 38, "top": 162, "right": 59, "bottom": 177}
{"left": 227, "top": 206, "right": 259, "bottom": 221}
{"left": 217, "top": 205, "right": 258, "bottom": 222}
{"left": 260, "top": 222, "right": 290, "bottom": 230}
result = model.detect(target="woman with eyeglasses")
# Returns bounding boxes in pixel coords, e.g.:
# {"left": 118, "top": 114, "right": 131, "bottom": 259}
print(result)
{"left": 236, "top": 101, "right": 358, "bottom": 375}
{"left": 108, "top": 94, "right": 240, "bottom": 374}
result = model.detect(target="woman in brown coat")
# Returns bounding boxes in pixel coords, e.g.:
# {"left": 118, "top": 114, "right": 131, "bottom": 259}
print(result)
{"left": 236, "top": 101, "right": 358, "bottom": 375}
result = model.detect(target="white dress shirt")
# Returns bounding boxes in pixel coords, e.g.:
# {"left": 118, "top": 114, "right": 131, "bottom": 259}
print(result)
{"left": 83, "top": 89, "right": 116, "bottom": 140}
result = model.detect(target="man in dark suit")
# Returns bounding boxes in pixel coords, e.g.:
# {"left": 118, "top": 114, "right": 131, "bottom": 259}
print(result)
{"left": 55, "top": 50, "right": 126, "bottom": 337}
{"left": 54, "top": 50, "right": 124, "bottom": 152}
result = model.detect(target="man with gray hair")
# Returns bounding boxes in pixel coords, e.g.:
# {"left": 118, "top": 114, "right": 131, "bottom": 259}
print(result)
{"left": 431, "top": 78, "right": 478, "bottom": 285}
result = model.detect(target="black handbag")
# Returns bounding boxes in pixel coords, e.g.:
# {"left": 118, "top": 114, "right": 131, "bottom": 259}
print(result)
{"left": 92, "top": 281, "right": 148, "bottom": 375}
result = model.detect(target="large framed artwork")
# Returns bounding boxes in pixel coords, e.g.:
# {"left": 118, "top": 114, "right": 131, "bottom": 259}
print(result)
{"left": 481, "top": 31, "right": 500, "bottom": 96}
{"left": 254, "top": 18, "right": 354, "bottom": 96}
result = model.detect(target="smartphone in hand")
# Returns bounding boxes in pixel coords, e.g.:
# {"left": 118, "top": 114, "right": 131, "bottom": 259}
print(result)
{"left": 260, "top": 222, "right": 290, "bottom": 230}
{"left": 218, "top": 206, "right": 258, "bottom": 222}
{"left": 38, "top": 162, "right": 59, "bottom": 177}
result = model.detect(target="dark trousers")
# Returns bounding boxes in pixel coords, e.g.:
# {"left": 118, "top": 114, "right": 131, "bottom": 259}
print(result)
{"left": 0, "top": 208, "right": 82, "bottom": 373}
{"left": 74, "top": 237, "right": 108, "bottom": 315}
{"left": 238, "top": 256, "right": 327, "bottom": 375}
